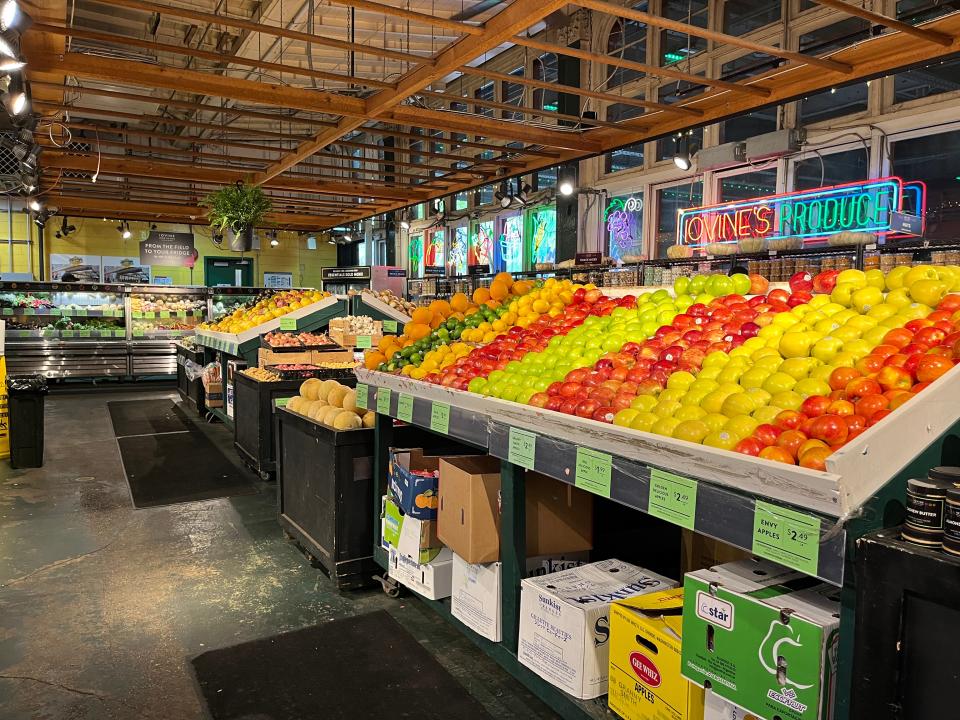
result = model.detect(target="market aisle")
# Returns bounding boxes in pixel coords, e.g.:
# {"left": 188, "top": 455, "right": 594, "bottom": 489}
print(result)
{"left": 0, "top": 390, "right": 561, "bottom": 720}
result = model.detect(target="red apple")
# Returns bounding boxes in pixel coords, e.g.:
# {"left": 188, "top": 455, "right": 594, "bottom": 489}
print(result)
{"left": 855, "top": 394, "right": 889, "bottom": 420}
{"left": 916, "top": 355, "right": 954, "bottom": 383}
{"left": 812, "top": 270, "right": 841, "bottom": 294}
{"left": 735, "top": 438, "right": 764, "bottom": 456}
{"left": 809, "top": 415, "right": 849, "bottom": 445}
{"left": 753, "top": 423, "right": 782, "bottom": 447}
{"left": 528, "top": 392, "right": 550, "bottom": 408}
{"left": 558, "top": 381, "right": 581, "bottom": 398}
{"left": 789, "top": 271, "right": 814, "bottom": 293}
{"left": 844, "top": 377, "right": 883, "bottom": 401}
{"left": 774, "top": 410, "right": 807, "bottom": 431}
{"left": 876, "top": 365, "right": 913, "bottom": 392}
{"left": 592, "top": 406, "right": 616, "bottom": 423}
{"left": 801, "top": 395, "right": 832, "bottom": 418}
{"left": 575, "top": 399, "right": 601, "bottom": 418}
{"left": 855, "top": 355, "right": 885, "bottom": 377}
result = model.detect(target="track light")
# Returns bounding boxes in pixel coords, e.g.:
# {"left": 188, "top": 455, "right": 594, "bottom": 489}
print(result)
{"left": 673, "top": 133, "right": 697, "bottom": 171}
{"left": 27, "top": 197, "right": 39, "bottom": 211}
{"left": 118, "top": 221, "right": 131, "bottom": 239}
{"left": 400, "top": 219, "right": 410, "bottom": 230}
{"left": 559, "top": 180, "right": 575, "bottom": 196}
{"left": 270, "top": 238, "right": 279, "bottom": 247}
{"left": 342, "top": 234, "right": 352, "bottom": 242}
{"left": 0, "top": 0, "right": 28, "bottom": 32}
{"left": 2, "top": 74, "right": 27, "bottom": 116}
{"left": 557, "top": 165, "right": 577, "bottom": 196}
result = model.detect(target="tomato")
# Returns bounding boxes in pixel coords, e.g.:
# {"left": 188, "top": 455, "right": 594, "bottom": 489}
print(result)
{"left": 855, "top": 394, "right": 890, "bottom": 420}
{"left": 830, "top": 366, "right": 861, "bottom": 392}
{"left": 809, "top": 415, "right": 849, "bottom": 445}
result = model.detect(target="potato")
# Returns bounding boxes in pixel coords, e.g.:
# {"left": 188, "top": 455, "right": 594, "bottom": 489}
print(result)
{"left": 317, "top": 379, "right": 339, "bottom": 402}
{"left": 362, "top": 410, "right": 375, "bottom": 428}
{"left": 300, "top": 378, "right": 321, "bottom": 400}
{"left": 333, "top": 410, "right": 362, "bottom": 430}
{"left": 327, "top": 385, "right": 348, "bottom": 408}
{"left": 341, "top": 389, "right": 358, "bottom": 413}
{"left": 321, "top": 406, "right": 343, "bottom": 425}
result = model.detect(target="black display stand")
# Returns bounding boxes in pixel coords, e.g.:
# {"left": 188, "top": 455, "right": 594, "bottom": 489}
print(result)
{"left": 233, "top": 373, "right": 310, "bottom": 478}
{"left": 851, "top": 528, "right": 960, "bottom": 720}
{"left": 176, "top": 344, "right": 207, "bottom": 416}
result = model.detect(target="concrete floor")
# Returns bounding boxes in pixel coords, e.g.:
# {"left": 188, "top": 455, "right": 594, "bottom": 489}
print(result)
{"left": 0, "top": 389, "right": 561, "bottom": 720}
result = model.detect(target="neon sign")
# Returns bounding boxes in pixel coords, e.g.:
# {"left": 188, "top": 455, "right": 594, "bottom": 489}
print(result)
{"left": 677, "top": 177, "right": 926, "bottom": 247}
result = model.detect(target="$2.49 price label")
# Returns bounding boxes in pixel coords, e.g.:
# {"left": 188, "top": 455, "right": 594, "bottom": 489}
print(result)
{"left": 648, "top": 469, "right": 698, "bottom": 530}
{"left": 752, "top": 500, "right": 821, "bottom": 576}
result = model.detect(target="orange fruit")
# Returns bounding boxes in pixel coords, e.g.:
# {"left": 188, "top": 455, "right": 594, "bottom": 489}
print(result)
{"left": 485, "top": 299, "right": 500, "bottom": 309}
{"left": 411, "top": 306, "right": 433, "bottom": 325}
{"left": 493, "top": 271, "right": 513, "bottom": 289}
{"left": 489, "top": 280, "right": 509, "bottom": 301}
{"left": 364, "top": 351, "right": 385, "bottom": 370}
{"left": 473, "top": 287, "right": 491, "bottom": 305}
{"left": 377, "top": 336, "right": 394, "bottom": 351}
{"left": 430, "top": 315, "right": 443, "bottom": 329}
{"left": 405, "top": 322, "right": 431, "bottom": 341}
{"left": 450, "top": 292, "right": 469, "bottom": 313}
{"left": 429, "top": 299, "right": 451, "bottom": 317}
{"left": 512, "top": 280, "right": 531, "bottom": 296}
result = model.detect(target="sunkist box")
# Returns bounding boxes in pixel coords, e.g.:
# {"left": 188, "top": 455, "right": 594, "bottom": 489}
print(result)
{"left": 438, "top": 458, "right": 594, "bottom": 564}
{"left": 382, "top": 496, "right": 444, "bottom": 564}
{"left": 389, "top": 448, "right": 443, "bottom": 520}
{"left": 451, "top": 552, "right": 590, "bottom": 642}
{"left": 681, "top": 559, "right": 840, "bottom": 720}
{"left": 608, "top": 588, "right": 705, "bottom": 720}
{"left": 388, "top": 546, "right": 452, "bottom": 600}
{"left": 518, "top": 559, "right": 677, "bottom": 700}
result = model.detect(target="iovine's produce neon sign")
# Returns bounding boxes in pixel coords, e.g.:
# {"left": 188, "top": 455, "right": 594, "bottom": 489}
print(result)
{"left": 677, "top": 177, "right": 926, "bottom": 246}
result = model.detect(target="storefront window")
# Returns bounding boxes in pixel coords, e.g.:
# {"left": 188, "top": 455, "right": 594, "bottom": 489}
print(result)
{"left": 470, "top": 221, "right": 494, "bottom": 269}
{"left": 497, "top": 214, "right": 524, "bottom": 273}
{"left": 720, "top": 52, "right": 780, "bottom": 143}
{"left": 891, "top": 130, "right": 960, "bottom": 240}
{"left": 502, "top": 66, "right": 525, "bottom": 120}
{"left": 605, "top": 194, "right": 643, "bottom": 260}
{"left": 793, "top": 147, "right": 869, "bottom": 192}
{"left": 477, "top": 183, "right": 494, "bottom": 206}
{"left": 409, "top": 233, "right": 423, "bottom": 277}
{"left": 536, "top": 166, "right": 557, "bottom": 189}
{"left": 723, "top": 0, "right": 781, "bottom": 36}
{"left": 533, "top": 53, "right": 559, "bottom": 111}
{"left": 897, "top": 0, "right": 957, "bottom": 24}
{"left": 606, "top": 99, "right": 645, "bottom": 173}
{"left": 449, "top": 226, "right": 469, "bottom": 276}
{"left": 894, "top": 57, "right": 960, "bottom": 105}
{"left": 607, "top": 3, "right": 648, "bottom": 87}
{"left": 454, "top": 192, "right": 470, "bottom": 211}
{"left": 661, "top": 0, "right": 707, "bottom": 65}
{"left": 656, "top": 80, "right": 705, "bottom": 161}
{"left": 656, "top": 181, "right": 703, "bottom": 258}
{"left": 425, "top": 229, "right": 444, "bottom": 271}
{"left": 719, "top": 169, "right": 778, "bottom": 203}
{"left": 529, "top": 207, "right": 557, "bottom": 266}
{"left": 798, "top": 20, "right": 871, "bottom": 125}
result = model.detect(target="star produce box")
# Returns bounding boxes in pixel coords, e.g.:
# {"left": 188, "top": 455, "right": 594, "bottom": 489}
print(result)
{"left": 681, "top": 559, "right": 840, "bottom": 720}
{"left": 388, "top": 448, "right": 442, "bottom": 520}
{"left": 518, "top": 559, "right": 677, "bottom": 700}
{"left": 608, "top": 588, "right": 704, "bottom": 720}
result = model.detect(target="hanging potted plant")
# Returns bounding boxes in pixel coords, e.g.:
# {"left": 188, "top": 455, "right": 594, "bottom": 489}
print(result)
{"left": 202, "top": 181, "right": 273, "bottom": 250}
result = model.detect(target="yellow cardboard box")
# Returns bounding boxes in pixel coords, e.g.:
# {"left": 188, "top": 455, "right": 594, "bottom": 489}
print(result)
{"left": 609, "top": 588, "right": 704, "bottom": 720}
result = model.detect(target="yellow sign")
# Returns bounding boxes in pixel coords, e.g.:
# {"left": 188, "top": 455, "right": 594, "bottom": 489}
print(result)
{"left": 0, "top": 355, "right": 9, "bottom": 459}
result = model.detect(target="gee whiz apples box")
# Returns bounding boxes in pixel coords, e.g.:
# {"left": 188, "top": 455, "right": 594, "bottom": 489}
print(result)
{"left": 518, "top": 559, "right": 677, "bottom": 700}
{"left": 681, "top": 559, "right": 840, "bottom": 720}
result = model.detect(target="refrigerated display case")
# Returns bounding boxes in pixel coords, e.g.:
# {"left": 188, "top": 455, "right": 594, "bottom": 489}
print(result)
{"left": 210, "top": 286, "right": 265, "bottom": 322}
{"left": 0, "top": 282, "right": 128, "bottom": 378}
{"left": 128, "top": 286, "right": 208, "bottom": 377}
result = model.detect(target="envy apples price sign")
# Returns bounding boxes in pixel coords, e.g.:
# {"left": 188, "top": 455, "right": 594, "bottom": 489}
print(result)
{"left": 752, "top": 500, "right": 821, "bottom": 576}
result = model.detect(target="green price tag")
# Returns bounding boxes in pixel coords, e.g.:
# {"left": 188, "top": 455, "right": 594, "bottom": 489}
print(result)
{"left": 132, "top": 311, "right": 143, "bottom": 318}
{"left": 62, "top": 329, "right": 75, "bottom": 337}
{"left": 279, "top": 317, "right": 298, "bottom": 331}
{"left": 275, "top": 397, "right": 291, "bottom": 408}
{"left": 397, "top": 393, "right": 414, "bottom": 423}
{"left": 159, "top": 311, "right": 171, "bottom": 318}
{"left": 114, "top": 328, "right": 126, "bottom": 337}
{"left": 79, "top": 329, "right": 92, "bottom": 337}
{"left": 508, "top": 427, "right": 537, "bottom": 470}
{"left": 377, "top": 387, "right": 391, "bottom": 415}
{"left": 430, "top": 402, "right": 450, "bottom": 434}
{"left": 383, "top": 320, "right": 398, "bottom": 333}
{"left": 133, "top": 330, "right": 145, "bottom": 337}
{"left": 648, "top": 469, "right": 698, "bottom": 530}
{"left": 752, "top": 500, "right": 822, "bottom": 576}
{"left": 356, "top": 383, "right": 369, "bottom": 410}
{"left": 575, "top": 447, "right": 612, "bottom": 498}
{"left": 75, "top": 308, "right": 88, "bottom": 316}
{"left": 49, "top": 308, "right": 62, "bottom": 315}
{"left": 22, "top": 307, "right": 34, "bottom": 315}
{"left": 356, "top": 335, "right": 373, "bottom": 349}
{"left": 1, "top": 307, "right": 11, "bottom": 315}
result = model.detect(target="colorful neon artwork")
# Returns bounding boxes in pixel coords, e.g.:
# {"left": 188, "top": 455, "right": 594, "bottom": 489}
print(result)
{"left": 677, "top": 177, "right": 926, "bottom": 247}
{"left": 425, "top": 229, "right": 444, "bottom": 269}
{"left": 530, "top": 208, "right": 557, "bottom": 265}
{"left": 470, "top": 221, "right": 493, "bottom": 268}
{"left": 499, "top": 215, "right": 524, "bottom": 273}
{"left": 450, "top": 226, "right": 468, "bottom": 276}
{"left": 605, "top": 195, "right": 643, "bottom": 260}
{"left": 408, "top": 234, "right": 423, "bottom": 277}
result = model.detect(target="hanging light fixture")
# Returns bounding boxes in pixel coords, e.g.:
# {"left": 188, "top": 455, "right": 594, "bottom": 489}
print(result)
{"left": 673, "top": 133, "right": 698, "bottom": 171}
{"left": 557, "top": 165, "right": 577, "bottom": 196}
{"left": 2, "top": 74, "right": 27, "bottom": 116}
{"left": 27, "top": 196, "right": 39, "bottom": 211}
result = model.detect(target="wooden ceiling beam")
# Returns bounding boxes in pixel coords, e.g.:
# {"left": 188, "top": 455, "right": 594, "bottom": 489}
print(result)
{"left": 356, "top": 125, "right": 560, "bottom": 158}
{"left": 43, "top": 154, "right": 429, "bottom": 200}
{"left": 79, "top": 0, "right": 432, "bottom": 64}
{"left": 29, "top": 52, "right": 368, "bottom": 117}
{"left": 571, "top": 0, "right": 853, "bottom": 74}
{"left": 809, "top": 0, "right": 953, "bottom": 46}
{"left": 513, "top": 36, "right": 771, "bottom": 99}
{"left": 253, "top": 0, "right": 573, "bottom": 183}
{"left": 34, "top": 22, "right": 396, "bottom": 90}
{"left": 323, "top": 0, "right": 484, "bottom": 36}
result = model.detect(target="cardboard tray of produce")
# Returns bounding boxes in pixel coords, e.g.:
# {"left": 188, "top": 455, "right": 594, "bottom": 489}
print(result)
{"left": 260, "top": 331, "right": 343, "bottom": 353}
{"left": 264, "top": 364, "right": 355, "bottom": 381}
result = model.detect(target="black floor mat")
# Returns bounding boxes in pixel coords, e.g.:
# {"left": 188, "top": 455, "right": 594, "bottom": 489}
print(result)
{"left": 108, "top": 399, "right": 190, "bottom": 437}
{"left": 192, "top": 611, "right": 495, "bottom": 720}
{"left": 118, "top": 430, "right": 257, "bottom": 508}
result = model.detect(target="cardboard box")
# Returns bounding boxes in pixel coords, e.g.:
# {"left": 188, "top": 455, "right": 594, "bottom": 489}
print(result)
{"left": 258, "top": 348, "right": 313, "bottom": 367}
{"left": 438, "top": 461, "right": 594, "bottom": 565}
{"left": 451, "top": 552, "right": 590, "bottom": 642}
{"left": 680, "top": 530, "right": 752, "bottom": 574}
{"left": 388, "top": 546, "right": 453, "bottom": 600}
{"left": 330, "top": 330, "right": 383, "bottom": 349}
{"left": 389, "top": 448, "right": 442, "bottom": 520}
{"left": 704, "top": 693, "right": 758, "bottom": 720}
{"left": 608, "top": 588, "right": 705, "bottom": 720}
{"left": 681, "top": 559, "right": 841, "bottom": 720}
{"left": 518, "top": 559, "right": 677, "bottom": 700}
{"left": 382, "top": 496, "right": 444, "bottom": 564}
{"left": 310, "top": 348, "right": 355, "bottom": 365}
{"left": 203, "top": 380, "right": 223, "bottom": 408}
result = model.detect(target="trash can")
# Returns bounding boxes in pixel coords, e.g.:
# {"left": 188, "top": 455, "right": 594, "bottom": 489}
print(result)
{"left": 6, "top": 374, "right": 48, "bottom": 469}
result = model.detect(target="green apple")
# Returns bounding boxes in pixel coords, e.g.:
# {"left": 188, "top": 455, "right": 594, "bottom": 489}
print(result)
{"left": 809, "top": 364, "right": 836, "bottom": 383}
{"left": 666, "top": 371, "right": 696, "bottom": 391}
{"left": 697, "top": 366, "right": 723, "bottom": 381}
{"left": 673, "top": 276, "right": 690, "bottom": 296}
{"left": 780, "top": 357, "right": 819, "bottom": 380}
{"left": 717, "top": 365, "right": 746, "bottom": 384}
{"left": 653, "top": 399, "right": 682, "bottom": 418}
{"left": 903, "top": 265, "right": 939, "bottom": 288}
{"left": 630, "top": 395, "right": 659, "bottom": 412}
{"left": 702, "top": 351, "right": 731, "bottom": 368}
{"left": 830, "top": 284, "right": 856, "bottom": 307}
{"left": 865, "top": 269, "right": 886, "bottom": 291}
{"left": 707, "top": 274, "right": 735, "bottom": 297}
{"left": 724, "top": 415, "right": 759, "bottom": 441}
{"left": 909, "top": 279, "right": 949, "bottom": 307}
{"left": 629, "top": 412, "right": 659, "bottom": 433}
{"left": 703, "top": 430, "right": 740, "bottom": 451}
{"left": 753, "top": 355, "right": 784, "bottom": 372}
{"left": 731, "top": 273, "right": 752, "bottom": 295}
{"left": 779, "top": 331, "right": 817, "bottom": 358}
{"left": 842, "top": 339, "right": 872, "bottom": 360}
{"left": 770, "top": 390, "right": 804, "bottom": 411}
{"left": 852, "top": 286, "right": 883, "bottom": 313}
{"left": 866, "top": 303, "right": 898, "bottom": 321}
{"left": 651, "top": 417, "right": 681, "bottom": 438}
{"left": 688, "top": 274, "right": 709, "bottom": 293}
{"left": 885, "top": 265, "right": 910, "bottom": 290}
{"left": 812, "top": 336, "right": 844, "bottom": 364}
{"left": 721, "top": 393, "right": 760, "bottom": 418}
{"left": 613, "top": 408, "right": 640, "bottom": 427}
{"left": 702, "top": 413, "right": 731, "bottom": 432}
{"left": 793, "top": 377, "right": 831, "bottom": 399}
{"left": 752, "top": 405, "right": 783, "bottom": 424}
{"left": 689, "top": 378, "right": 720, "bottom": 394}
{"left": 739, "top": 367, "right": 773, "bottom": 389}
{"left": 674, "top": 405, "right": 708, "bottom": 422}
{"left": 763, "top": 371, "right": 798, "bottom": 394}
{"left": 836, "top": 269, "right": 867, "bottom": 288}
{"left": 673, "top": 419, "right": 710, "bottom": 444}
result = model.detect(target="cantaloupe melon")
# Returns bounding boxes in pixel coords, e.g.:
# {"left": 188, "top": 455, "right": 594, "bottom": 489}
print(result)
{"left": 308, "top": 403, "right": 328, "bottom": 422}
{"left": 299, "top": 399, "right": 318, "bottom": 417}
{"left": 300, "top": 378, "right": 321, "bottom": 400}
{"left": 341, "top": 389, "right": 358, "bottom": 414}
{"left": 362, "top": 410, "right": 375, "bottom": 428}
{"left": 327, "top": 384, "right": 348, "bottom": 408}
{"left": 317, "top": 379, "right": 339, "bottom": 402}
{"left": 333, "top": 410, "right": 362, "bottom": 430}
{"left": 321, "top": 406, "right": 343, "bottom": 425}
{"left": 287, "top": 396, "right": 304, "bottom": 413}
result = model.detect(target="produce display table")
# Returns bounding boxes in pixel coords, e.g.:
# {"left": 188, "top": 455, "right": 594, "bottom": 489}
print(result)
{"left": 176, "top": 343, "right": 207, "bottom": 416}
{"left": 193, "top": 296, "right": 347, "bottom": 428}
{"left": 349, "top": 294, "right": 411, "bottom": 331}
{"left": 355, "top": 363, "right": 960, "bottom": 720}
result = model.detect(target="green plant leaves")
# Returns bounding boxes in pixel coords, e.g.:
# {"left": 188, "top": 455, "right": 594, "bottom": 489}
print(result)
{"left": 202, "top": 183, "right": 273, "bottom": 232}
